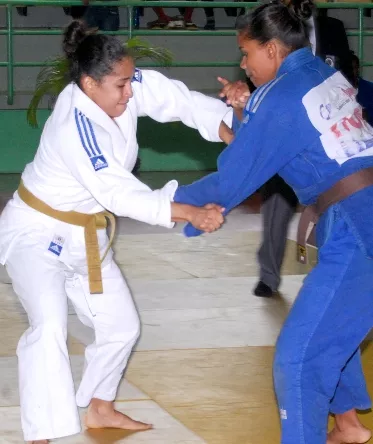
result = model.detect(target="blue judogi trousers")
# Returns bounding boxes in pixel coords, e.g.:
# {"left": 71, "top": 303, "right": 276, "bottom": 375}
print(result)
{"left": 274, "top": 203, "right": 373, "bottom": 443}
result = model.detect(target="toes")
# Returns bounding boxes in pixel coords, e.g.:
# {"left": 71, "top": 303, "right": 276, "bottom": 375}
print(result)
{"left": 138, "top": 422, "right": 152, "bottom": 430}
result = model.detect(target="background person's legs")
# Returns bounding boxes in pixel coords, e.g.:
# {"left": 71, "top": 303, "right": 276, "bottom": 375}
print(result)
{"left": 255, "top": 174, "right": 298, "bottom": 297}
{"left": 101, "top": 7, "right": 120, "bottom": 31}
{"left": 203, "top": 0, "right": 215, "bottom": 30}
{"left": 83, "top": 6, "right": 120, "bottom": 31}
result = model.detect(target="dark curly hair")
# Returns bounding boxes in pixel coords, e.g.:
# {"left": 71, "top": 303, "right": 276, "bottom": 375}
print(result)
{"left": 62, "top": 20, "right": 129, "bottom": 86}
{"left": 236, "top": 0, "right": 314, "bottom": 53}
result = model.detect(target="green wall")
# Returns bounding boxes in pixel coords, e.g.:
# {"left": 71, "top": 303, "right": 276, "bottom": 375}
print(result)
{"left": 0, "top": 110, "right": 225, "bottom": 173}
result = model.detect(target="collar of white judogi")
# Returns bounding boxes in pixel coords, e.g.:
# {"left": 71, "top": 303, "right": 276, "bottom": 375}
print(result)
{"left": 71, "top": 83, "right": 119, "bottom": 132}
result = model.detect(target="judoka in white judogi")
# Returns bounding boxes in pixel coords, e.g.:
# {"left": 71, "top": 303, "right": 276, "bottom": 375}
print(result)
{"left": 0, "top": 68, "right": 232, "bottom": 441}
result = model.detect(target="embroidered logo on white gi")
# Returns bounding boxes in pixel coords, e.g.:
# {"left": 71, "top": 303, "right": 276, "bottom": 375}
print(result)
{"left": 280, "top": 409, "right": 287, "bottom": 420}
{"left": 48, "top": 235, "right": 65, "bottom": 256}
{"left": 303, "top": 71, "right": 373, "bottom": 165}
{"left": 91, "top": 155, "right": 109, "bottom": 171}
{"left": 75, "top": 108, "right": 109, "bottom": 171}
{"left": 132, "top": 68, "right": 142, "bottom": 83}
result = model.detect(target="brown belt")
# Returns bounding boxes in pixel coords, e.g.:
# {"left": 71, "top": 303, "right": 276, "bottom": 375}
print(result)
{"left": 18, "top": 182, "right": 116, "bottom": 294}
{"left": 297, "top": 167, "right": 373, "bottom": 264}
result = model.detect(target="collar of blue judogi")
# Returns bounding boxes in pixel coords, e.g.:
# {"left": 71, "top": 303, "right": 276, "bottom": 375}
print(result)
{"left": 277, "top": 47, "right": 315, "bottom": 77}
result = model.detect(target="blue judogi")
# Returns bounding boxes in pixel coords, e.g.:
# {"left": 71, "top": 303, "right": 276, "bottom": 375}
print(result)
{"left": 174, "top": 48, "right": 373, "bottom": 443}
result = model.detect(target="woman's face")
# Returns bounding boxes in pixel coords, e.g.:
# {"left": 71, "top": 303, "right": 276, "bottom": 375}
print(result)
{"left": 238, "top": 33, "right": 285, "bottom": 87}
{"left": 82, "top": 56, "right": 135, "bottom": 118}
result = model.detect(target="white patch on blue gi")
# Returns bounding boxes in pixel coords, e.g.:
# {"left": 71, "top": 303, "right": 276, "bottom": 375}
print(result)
{"left": 74, "top": 108, "right": 109, "bottom": 171}
{"left": 303, "top": 71, "right": 373, "bottom": 165}
{"left": 48, "top": 235, "right": 65, "bottom": 256}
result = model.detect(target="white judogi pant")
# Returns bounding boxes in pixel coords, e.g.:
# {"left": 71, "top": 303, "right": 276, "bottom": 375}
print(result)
{"left": 6, "top": 234, "right": 140, "bottom": 441}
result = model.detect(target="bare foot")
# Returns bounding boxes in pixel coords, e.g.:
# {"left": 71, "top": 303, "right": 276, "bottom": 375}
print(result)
{"left": 327, "top": 409, "right": 371, "bottom": 444}
{"left": 27, "top": 441, "right": 49, "bottom": 444}
{"left": 85, "top": 398, "right": 152, "bottom": 431}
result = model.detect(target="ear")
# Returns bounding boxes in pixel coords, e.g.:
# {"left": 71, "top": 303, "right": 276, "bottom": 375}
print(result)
{"left": 81, "top": 75, "right": 97, "bottom": 93}
{"left": 266, "top": 40, "right": 277, "bottom": 59}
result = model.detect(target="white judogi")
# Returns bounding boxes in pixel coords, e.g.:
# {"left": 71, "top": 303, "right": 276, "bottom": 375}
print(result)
{"left": 0, "top": 70, "right": 232, "bottom": 441}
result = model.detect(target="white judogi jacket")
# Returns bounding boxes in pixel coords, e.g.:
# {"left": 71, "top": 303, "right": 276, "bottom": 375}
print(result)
{"left": 0, "top": 70, "right": 233, "bottom": 270}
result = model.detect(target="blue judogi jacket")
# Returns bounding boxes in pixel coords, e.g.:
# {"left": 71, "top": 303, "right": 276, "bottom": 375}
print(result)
{"left": 174, "top": 48, "right": 373, "bottom": 257}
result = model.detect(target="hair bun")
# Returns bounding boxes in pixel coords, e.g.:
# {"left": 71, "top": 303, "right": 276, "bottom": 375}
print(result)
{"left": 63, "top": 20, "right": 90, "bottom": 59}
{"left": 287, "top": 0, "right": 314, "bottom": 20}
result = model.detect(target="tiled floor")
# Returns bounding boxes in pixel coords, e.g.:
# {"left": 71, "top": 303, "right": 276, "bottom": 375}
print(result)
{"left": 0, "top": 172, "right": 371, "bottom": 443}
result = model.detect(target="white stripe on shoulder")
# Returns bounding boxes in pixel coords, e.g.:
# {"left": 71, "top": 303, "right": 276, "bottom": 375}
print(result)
{"left": 246, "top": 77, "right": 280, "bottom": 113}
{"left": 252, "top": 74, "right": 286, "bottom": 113}
{"left": 251, "top": 79, "right": 276, "bottom": 109}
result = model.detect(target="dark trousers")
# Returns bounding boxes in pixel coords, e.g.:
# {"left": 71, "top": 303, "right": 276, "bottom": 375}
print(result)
{"left": 83, "top": 5, "right": 120, "bottom": 31}
{"left": 178, "top": 0, "right": 214, "bottom": 19}
{"left": 257, "top": 175, "right": 298, "bottom": 291}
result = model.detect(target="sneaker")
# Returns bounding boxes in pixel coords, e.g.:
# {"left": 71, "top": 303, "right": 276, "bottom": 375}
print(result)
{"left": 204, "top": 19, "right": 215, "bottom": 30}
{"left": 16, "top": 6, "right": 28, "bottom": 16}
{"left": 253, "top": 281, "right": 275, "bottom": 298}
{"left": 166, "top": 16, "right": 185, "bottom": 29}
{"left": 185, "top": 21, "right": 199, "bottom": 30}
{"left": 147, "top": 18, "right": 169, "bottom": 29}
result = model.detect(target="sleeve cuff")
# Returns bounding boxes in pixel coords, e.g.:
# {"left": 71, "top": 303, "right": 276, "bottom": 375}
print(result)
{"left": 223, "top": 108, "right": 234, "bottom": 129}
{"left": 211, "top": 107, "right": 234, "bottom": 142}
{"left": 158, "top": 179, "right": 178, "bottom": 228}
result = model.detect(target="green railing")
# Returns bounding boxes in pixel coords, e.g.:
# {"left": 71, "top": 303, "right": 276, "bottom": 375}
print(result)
{"left": 1, "top": 0, "right": 373, "bottom": 104}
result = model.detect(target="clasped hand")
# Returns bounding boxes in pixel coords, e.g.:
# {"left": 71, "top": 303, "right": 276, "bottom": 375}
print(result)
{"left": 189, "top": 203, "right": 225, "bottom": 233}
{"left": 218, "top": 76, "right": 250, "bottom": 109}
